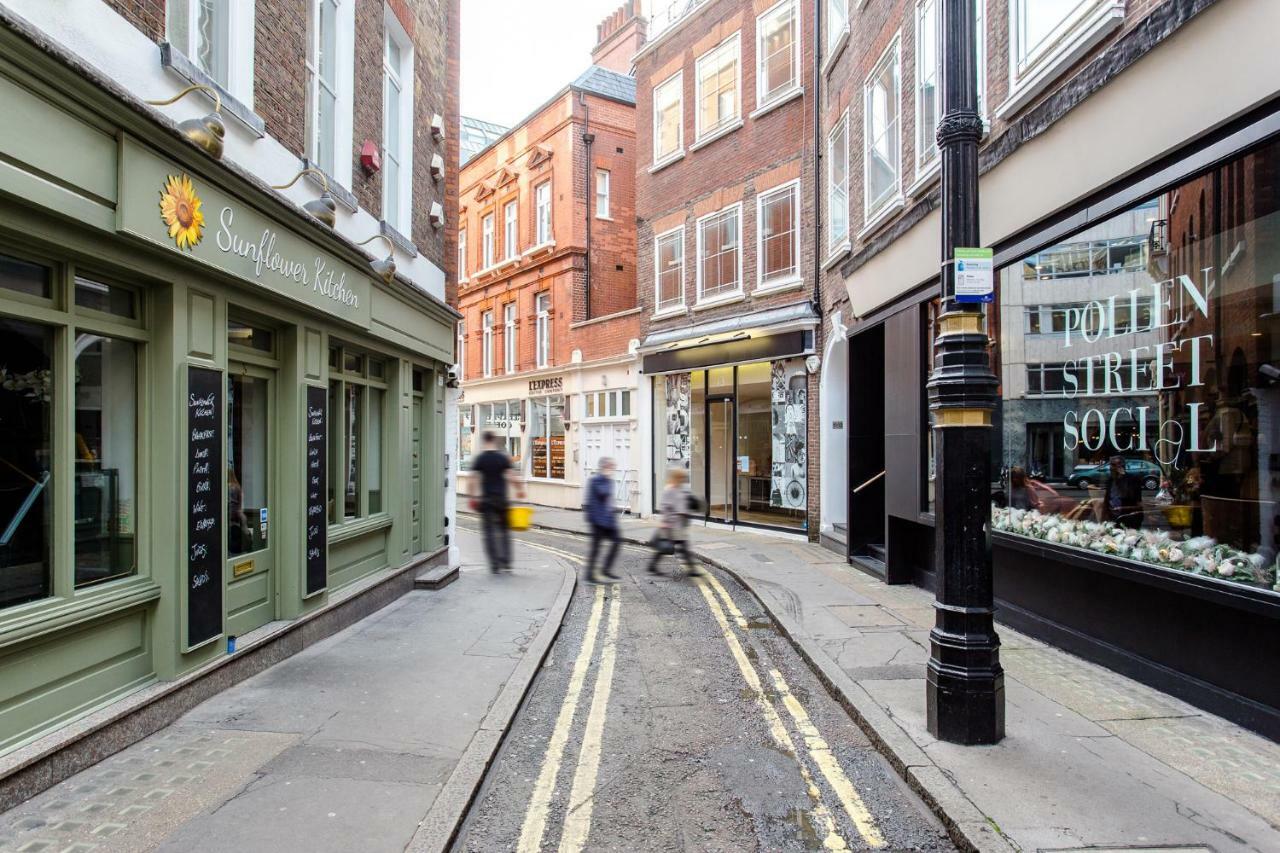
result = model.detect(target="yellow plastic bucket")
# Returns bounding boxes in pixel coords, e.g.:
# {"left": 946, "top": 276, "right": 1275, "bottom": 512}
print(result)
{"left": 508, "top": 505, "right": 533, "bottom": 531}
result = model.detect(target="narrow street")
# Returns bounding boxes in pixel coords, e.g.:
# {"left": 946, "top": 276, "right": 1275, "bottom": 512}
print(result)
{"left": 453, "top": 525, "right": 953, "bottom": 852}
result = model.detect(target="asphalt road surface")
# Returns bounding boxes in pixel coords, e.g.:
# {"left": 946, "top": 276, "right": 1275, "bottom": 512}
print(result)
{"left": 453, "top": 525, "right": 954, "bottom": 852}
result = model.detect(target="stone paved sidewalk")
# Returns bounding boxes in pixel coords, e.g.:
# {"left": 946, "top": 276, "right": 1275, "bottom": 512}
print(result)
{"left": 518, "top": 506, "right": 1280, "bottom": 852}
{"left": 0, "top": 530, "right": 574, "bottom": 853}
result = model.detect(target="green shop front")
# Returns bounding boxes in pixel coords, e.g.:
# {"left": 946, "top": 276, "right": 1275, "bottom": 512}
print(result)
{"left": 0, "top": 41, "right": 455, "bottom": 756}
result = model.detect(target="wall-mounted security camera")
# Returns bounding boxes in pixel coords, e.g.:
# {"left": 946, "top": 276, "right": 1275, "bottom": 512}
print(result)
{"left": 446, "top": 364, "right": 460, "bottom": 388}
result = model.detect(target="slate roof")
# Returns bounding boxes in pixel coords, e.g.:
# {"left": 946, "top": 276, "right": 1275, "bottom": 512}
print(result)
{"left": 571, "top": 65, "right": 637, "bottom": 105}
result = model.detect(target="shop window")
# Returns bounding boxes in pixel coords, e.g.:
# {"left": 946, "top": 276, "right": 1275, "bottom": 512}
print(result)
{"left": 228, "top": 319, "right": 273, "bottom": 353}
{"left": 227, "top": 373, "right": 268, "bottom": 558}
{"left": 991, "top": 137, "right": 1280, "bottom": 592}
{"left": 478, "top": 400, "right": 523, "bottom": 464}
{"left": 757, "top": 0, "right": 798, "bottom": 108}
{"left": 75, "top": 276, "right": 137, "bottom": 320}
{"left": 655, "top": 227, "right": 685, "bottom": 312}
{"left": 328, "top": 345, "right": 388, "bottom": 522}
{"left": 696, "top": 204, "right": 742, "bottom": 303}
{"left": 1, "top": 318, "right": 54, "bottom": 607}
{"left": 653, "top": 72, "right": 684, "bottom": 165}
{"left": 827, "top": 112, "right": 850, "bottom": 253}
{"left": 758, "top": 182, "right": 799, "bottom": 287}
{"left": 915, "top": 0, "right": 940, "bottom": 175}
{"left": 1, "top": 254, "right": 51, "bottom": 300}
{"left": 695, "top": 34, "right": 740, "bottom": 141}
{"left": 864, "top": 38, "right": 902, "bottom": 221}
{"left": 458, "top": 405, "right": 474, "bottom": 467}
{"left": 529, "top": 395, "right": 565, "bottom": 479}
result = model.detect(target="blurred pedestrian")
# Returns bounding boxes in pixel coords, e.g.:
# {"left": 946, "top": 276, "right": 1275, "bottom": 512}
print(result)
{"left": 583, "top": 457, "right": 622, "bottom": 584}
{"left": 648, "top": 468, "right": 703, "bottom": 577}
{"left": 469, "top": 431, "right": 523, "bottom": 572}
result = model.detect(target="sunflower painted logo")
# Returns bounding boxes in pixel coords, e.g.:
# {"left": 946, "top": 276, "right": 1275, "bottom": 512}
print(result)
{"left": 159, "top": 174, "right": 205, "bottom": 250}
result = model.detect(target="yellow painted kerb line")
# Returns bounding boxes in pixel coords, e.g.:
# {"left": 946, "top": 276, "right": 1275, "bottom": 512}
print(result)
{"left": 517, "top": 585, "right": 605, "bottom": 852}
{"left": 559, "top": 591, "right": 623, "bottom": 852}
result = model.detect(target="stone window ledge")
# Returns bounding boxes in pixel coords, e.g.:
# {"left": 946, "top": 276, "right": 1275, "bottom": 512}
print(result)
{"left": 159, "top": 43, "right": 265, "bottom": 137}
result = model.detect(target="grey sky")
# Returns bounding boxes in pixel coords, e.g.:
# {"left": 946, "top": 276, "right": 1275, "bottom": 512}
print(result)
{"left": 460, "top": 0, "right": 635, "bottom": 128}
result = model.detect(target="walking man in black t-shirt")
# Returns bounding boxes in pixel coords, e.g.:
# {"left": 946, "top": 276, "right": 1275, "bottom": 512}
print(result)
{"left": 469, "top": 431, "right": 524, "bottom": 572}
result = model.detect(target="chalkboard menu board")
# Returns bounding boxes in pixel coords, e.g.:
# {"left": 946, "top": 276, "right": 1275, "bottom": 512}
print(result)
{"left": 304, "top": 385, "right": 328, "bottom": 596}
{"left": 187, "top": 366, "right": 224, "bottom": 648}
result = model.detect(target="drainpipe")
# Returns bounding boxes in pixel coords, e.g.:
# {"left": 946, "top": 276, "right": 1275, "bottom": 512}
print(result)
{"left": 812, "top": 0, "right": 822, "bottom": 314}
{"left": 581, "top": 91, "right": 595, "bottom": 320}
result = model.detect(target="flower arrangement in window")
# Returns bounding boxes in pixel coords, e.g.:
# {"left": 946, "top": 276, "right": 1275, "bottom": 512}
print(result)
{"left": 0, "top": 367, "right": 53, "bottom": 402}
{"left": 992, "top": 505, "right": 1279, "bottom": 591}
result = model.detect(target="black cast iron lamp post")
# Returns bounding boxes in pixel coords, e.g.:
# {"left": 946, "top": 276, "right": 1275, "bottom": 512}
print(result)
{"left": 924, "top": 0, "right": 1005, "bottom": 745}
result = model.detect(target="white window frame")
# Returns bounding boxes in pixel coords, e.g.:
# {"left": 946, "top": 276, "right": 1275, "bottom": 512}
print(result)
{"left": 654, "top": 225, "right": 686, "bottom": 315}
{"left": 381, "top": 10, "right": 414, "bottom": 231}
{"left": 503, "top": 302, "right": 517, "bottom": 373}
{"left": 756, "top": 0, "right": 801, "bottom": 110}
{"left": 595, "top": 169, "right": 611, "bottom": 219}
{"left": 503, "top": 200, "right": 518, "bottom": 259}
{"left": 535, "top": 182, "right": 553, "bottom": 246}
{"left": 827, "top": 110, "right": 850, "bottom": 255}
{"left": 652, "top": 71, "right": 684, "bottom": 167}
{"left": 863, "top": 36, "right": 903, "bottom": 224}
{"left": 305, "top": 0, "right": 355, "bottom": 185}
{"left": 695, "top": 203, "right": 743, "bottom": 305}
{"left": 458, "top": 229, "right": 468, "bottom": 281}
{"left": 584, "top": 390, "right": 632, "bottom": 421}
{"left": 694, "top": 33, "right": 741, "bottom": 143}
{"left": 165, "top": 0, "right": 256, "bottom": 103}
{"left": 914, "top": 0, "right": 940, "bottom": 178}
{"left": 1001, "top": 0, "right": 1124, "bottom": 117}
{"left": 456, "top": 320, "right": 465, "bottom": 376}
{"left": 535, "top": 293, "right": 551, "bottom": 369}
{"left": 756, "top": 180, "right": 801, "bottom": 290}
{"left": 481, "top": 310, "right": 494, "bottom": 378}
{"left": 825, "top": 0, "right": 849, "bottom": 61}
{"left": 482, "top": 213, "right": 495, "bottom": 269}
{"left": 976, "top": 0, "right": 988, "bottom": 122}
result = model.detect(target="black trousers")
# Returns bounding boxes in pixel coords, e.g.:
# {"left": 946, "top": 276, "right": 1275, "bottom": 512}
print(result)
{"left": 480, "top": 502, "right": 511, "bottom": 571}
{"left": 648, "top": 536, "right": 693, "bottom": 572}
{"left": 587, "top": 524, "right": 620, "bottom": 578}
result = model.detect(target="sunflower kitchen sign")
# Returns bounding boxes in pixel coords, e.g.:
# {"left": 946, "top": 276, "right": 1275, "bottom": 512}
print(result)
{"left": 118, "top": 138, "right": 371, "bottom": 328}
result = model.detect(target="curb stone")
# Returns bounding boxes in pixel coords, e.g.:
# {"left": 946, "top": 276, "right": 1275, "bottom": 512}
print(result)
{"left": 520, "top": 518, "right": 1016, "bottom": 853}
{"left": 405, "top": 553, "right": 579, "bottom": 853}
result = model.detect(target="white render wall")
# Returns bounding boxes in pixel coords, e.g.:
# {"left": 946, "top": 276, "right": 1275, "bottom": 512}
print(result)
{"left": 7, "top": 0, "right": 446, "bottom": 301}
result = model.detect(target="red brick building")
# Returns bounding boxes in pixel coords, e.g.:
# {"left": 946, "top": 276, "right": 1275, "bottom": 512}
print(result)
{"left": 634, "top": 0, "right": 821, "bottom": 536}
{"left": 455, "top": 17, "right": 641, "bottom": 509}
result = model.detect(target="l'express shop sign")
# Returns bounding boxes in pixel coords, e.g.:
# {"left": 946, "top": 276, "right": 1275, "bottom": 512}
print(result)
{"left": 117, "top": 138, "right": 372, "bottom": 328}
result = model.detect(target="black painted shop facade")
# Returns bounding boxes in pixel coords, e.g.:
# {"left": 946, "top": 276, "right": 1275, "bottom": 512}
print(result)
{"left": 838, "top": 104, "right": 1280, "bottom": 741}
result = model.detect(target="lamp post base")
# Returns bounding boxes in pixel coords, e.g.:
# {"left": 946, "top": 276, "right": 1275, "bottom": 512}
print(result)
{"left": 926, "top": 661, "right": 1005, "bottom": 745}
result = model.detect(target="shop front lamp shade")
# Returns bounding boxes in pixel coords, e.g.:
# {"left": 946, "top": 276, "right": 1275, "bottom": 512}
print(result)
{"left": 271, "top": 167, "right": 337, "bottom": 228}
{"left": 356, "top": 234, "right": 396, "bottom": 284}
{"left": 145, "top": 84, "right": 226, "bottom": 159}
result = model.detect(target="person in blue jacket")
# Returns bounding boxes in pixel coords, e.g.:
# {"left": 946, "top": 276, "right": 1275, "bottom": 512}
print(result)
{"left": 583, "top": 457, "right": 621, "bottom": 584}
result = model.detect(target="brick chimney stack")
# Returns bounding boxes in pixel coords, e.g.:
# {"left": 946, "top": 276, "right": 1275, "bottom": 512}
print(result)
{"left": 591, "top": 0, "right": 647, "bottom": 74}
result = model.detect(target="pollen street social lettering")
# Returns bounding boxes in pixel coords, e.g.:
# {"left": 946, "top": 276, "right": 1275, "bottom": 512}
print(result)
{"left": 187, "top": 367, "right": 224, "bottom": 647}
{"left": 304, "top": 386, "right": 328, "bottom": 596}
{"left": 1058, "top": 267, "right": 1218, "bottom": 467}
{"left": 216, "top": 207, "right": 360, "bottom": 310}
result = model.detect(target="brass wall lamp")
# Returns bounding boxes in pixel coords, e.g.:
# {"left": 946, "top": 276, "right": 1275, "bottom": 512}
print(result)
{"left": 272, "top": 167, "right": 338, "bottom": 228}
{"left": 355, "top": 234, "right": 396, "bottom": 283}
{"left": 145, "top": 84, "right": 225, "bottom": 160}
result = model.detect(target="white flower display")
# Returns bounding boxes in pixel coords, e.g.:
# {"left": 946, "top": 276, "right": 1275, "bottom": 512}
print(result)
{"left": 990, "top": 505, "right": 1278, "bottom": 590}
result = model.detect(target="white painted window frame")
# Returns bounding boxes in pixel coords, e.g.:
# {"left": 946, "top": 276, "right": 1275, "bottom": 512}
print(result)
{"left": 694, "top": 202, "right": 744, "bottom": 305}
{"left": 694, "top": 33, "right": 741, "bottom": 142}
{"left": 914, "top": 0, "right": 940, "bottom": 178}
{"left": 826, "top": 0, "right": 849, "bottom": 59}
{"left": 756, "top": 179, "right": 801, "bottom": 290}
{"left": 827, "top": 110, "right": 850, "bottom": 254}
{"left": 652, "top": 71, "right": 684, "bottom": 167}
{"left": 456, "top": 320, "right": 465, "bottom": 374}
{"left": 503, "top": 302, "right": 517, "bottom": 374}
{"left": 481, "top": 310, "right": 494, "bottom": 378}
{"left": 305, "top": 0, "right": 354, "bottom": 186}
{"left": 503, "top": 200, "right": 519, "bottom": 259}
{"left": 166, "top": 0, "right": 255, "bottom": 103}
{"left": 381, "top": 8, "right": 414, "bottom": 231}
{"left": 535, "top": 293, "right": 551, "bottom": 369}
{"left": 482, "top": 213, "right": 495, "bottom": 269}
{"left": 756, "top": 0, "right": 801, "bottom": 110}
{"left": 596, "top": 169, "right": 611, "bottom": 219}
{"left": 458, "top": 229, "right": 468, "bottom": 282}
{"left": 654, "top": 225, "right": 686, "bottom": 314}
{"left": 535, "top": 181, "right": 553, "bottom": 246}
{"left": 1000, "top": 0, "right": 1125, "bottom": 118}
{"left": 863, "top": 35, "right": 903, "bottom": 223}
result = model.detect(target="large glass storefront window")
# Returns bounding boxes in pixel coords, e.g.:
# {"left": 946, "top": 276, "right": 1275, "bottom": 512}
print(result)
{"left": 477, "top": 400, "right": 523, "bottom": 466}
{"left": 529, "top": 395, "right": 565, "bottom": 479}
{"left": 328, "top": 346, "right": 387, "bottom": 522}
{"left": 227, "top": 374, "right": 268, "bottom": 557}
{"left": 1, "top": 318, "right": 53, "bottom": 606}
{"left": 992, "top": 137, "right": 1280, "bottom": 591}
{"left": 651, "top": 358, "right": 809, "bottom": 530}
{"left": 75, "top": 334, "right": 138, "bottom": 586}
